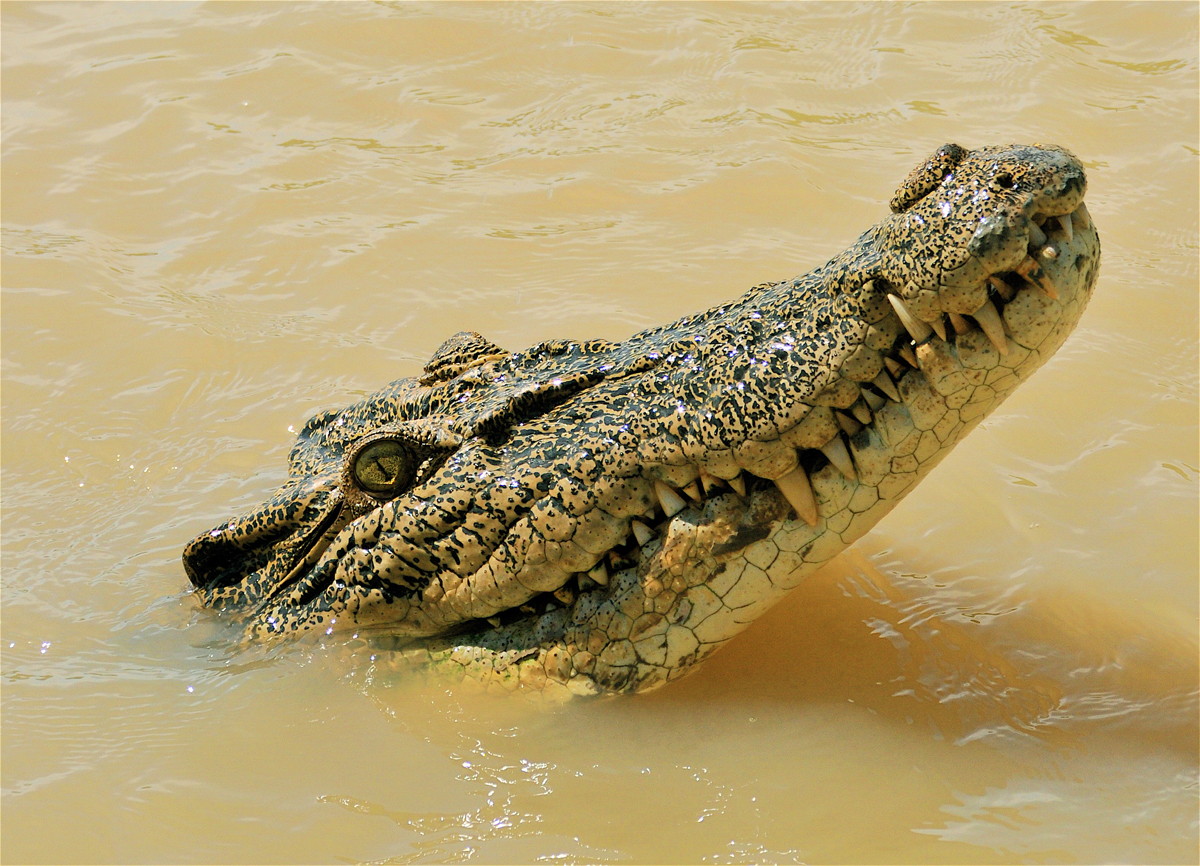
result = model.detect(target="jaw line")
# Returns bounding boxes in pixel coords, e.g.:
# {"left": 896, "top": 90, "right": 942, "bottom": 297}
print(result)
{"left": 403, "top": 195, "right": 1099, "bottom": 647}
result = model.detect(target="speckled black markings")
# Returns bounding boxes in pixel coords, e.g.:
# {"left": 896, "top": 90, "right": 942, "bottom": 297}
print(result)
{"left": 184, "top": 144, "right": 1101, "bottom": 700}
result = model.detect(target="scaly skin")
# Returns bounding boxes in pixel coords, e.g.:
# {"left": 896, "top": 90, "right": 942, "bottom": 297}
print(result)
{"left": 184, "top": 143, "right": 1100, "bottom": 701}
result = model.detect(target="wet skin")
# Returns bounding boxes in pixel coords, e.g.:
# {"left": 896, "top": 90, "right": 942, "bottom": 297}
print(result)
{"left": 184, "top": 143, "right": 1100, "bottom": 700}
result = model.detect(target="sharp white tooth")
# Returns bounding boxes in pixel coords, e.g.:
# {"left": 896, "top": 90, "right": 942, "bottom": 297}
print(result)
{"left": 1072, "top": 202, "right": 1092, "bottom": 230}
{"left": 836, "top": 411, "right": 863, "bottom": 436}
{"left": 1056, "top": 213, "right": 1073, "bottom": 242}
{"left": 930, "top": 315, "right": 947, "bottom": 342}
{"left": 987, "top": 275, "right": 1016, "bottom": 301}
{"left": 587, "top": 560, "right": 609, "bottom": 586}
{"left": 972, "top": 299, "right": 1009, "bottom": 356}
{"left": 1028, "top": 220, "right": 1048, "bottom": 247}
{"left": 863, "top": 388, "right": 886, "bottom": 411}
{"left": 898, "top": 344, "right": 918, "bottom": 367}
{"left": 728, "top": 474, "right": 746, "bottom": 497}
{"left": 682, "top": 480, "right": 702, "bottom": 502}
{"left": 820, "top": 436, "right": 857, "bottom": 482}
{"left": 699, "top": 470, "right": 724, "bottom": 494}
{"left": 487, "top": 616, "right": 502, "bottom": 628}
{"left": 872, "top": 370, "right": 901, "bottom": 402}
{"left": 1041, "top": 245, "right": 1058, "bottom": 260}
{"left": 883, "top": 357, "right": 906, "bottom": 379}
{"left": 947, "top": 312, "right": 971, "bottom": 335}
{"left": 851, "top": 401, "right": 872, "bottom": 425}
{"left": 1016, "top": 255, "right": 1059, "bottom": 300}
{"left": 774, "top": 467, "right": 819, "bottom": 527}
{"left": 654, "top": 480, "right": 686, "bottom": 517}
{"left": 887, "top": 294, "right": 934, "bottom": 344}
{"left": 631, "top": 520, "right": 654, "bottom": 546}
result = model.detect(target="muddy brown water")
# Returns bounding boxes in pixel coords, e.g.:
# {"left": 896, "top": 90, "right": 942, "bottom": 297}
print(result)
{"left": 2, "top": 3, "right": 1197, "bottom": 863}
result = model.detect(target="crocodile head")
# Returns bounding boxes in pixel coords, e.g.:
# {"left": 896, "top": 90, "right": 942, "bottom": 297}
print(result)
{"left": 184, "top": 143, "right": 1099, "bottom": 699}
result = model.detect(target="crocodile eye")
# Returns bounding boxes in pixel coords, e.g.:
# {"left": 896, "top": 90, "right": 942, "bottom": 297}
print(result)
{"left": 351, "top": 439, "right": 414, "bottom": 497}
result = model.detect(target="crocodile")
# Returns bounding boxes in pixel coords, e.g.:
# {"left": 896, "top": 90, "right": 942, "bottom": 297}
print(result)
{"left": 184, "top": 143, "right": 1099, "bottom": 701}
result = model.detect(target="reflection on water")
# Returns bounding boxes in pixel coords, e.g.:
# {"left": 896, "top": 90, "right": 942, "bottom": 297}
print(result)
{"left": 2, "top": 2, "right": 1197, "bottom": 863}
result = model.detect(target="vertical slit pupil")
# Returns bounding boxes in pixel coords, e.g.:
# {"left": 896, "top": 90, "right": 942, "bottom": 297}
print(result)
{"left": 354, "top": 440, "right": 411, "bottom": 494}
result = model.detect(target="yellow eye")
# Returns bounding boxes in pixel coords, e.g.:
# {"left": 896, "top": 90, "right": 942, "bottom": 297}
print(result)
{"left": 352, "top": 439, "right": 412, "bottom": 496}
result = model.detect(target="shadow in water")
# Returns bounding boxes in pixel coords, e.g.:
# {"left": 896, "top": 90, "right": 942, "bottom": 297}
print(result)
{"left": 647, "top": 549, "right": 1198, "bottom": 757}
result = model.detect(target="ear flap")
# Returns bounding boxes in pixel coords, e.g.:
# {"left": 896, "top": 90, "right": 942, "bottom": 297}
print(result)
{"left": 889, "top": 143, "right": 968, "bottom": 213}
{"left": 420, "top": 331, "right": 509, "bottom": 385}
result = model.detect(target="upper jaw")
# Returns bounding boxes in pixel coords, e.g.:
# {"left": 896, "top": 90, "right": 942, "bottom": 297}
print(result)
{"left": 881, "top": 194, "right": 1094, "bottom": 346}
{"left": 301, "top": 198, "right": 1097, "bottom": 641}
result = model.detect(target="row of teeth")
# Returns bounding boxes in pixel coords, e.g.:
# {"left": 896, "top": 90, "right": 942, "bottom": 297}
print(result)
{"left": 484, "top": 202, "right": 1090, "bottom": 628}
{"left": 494, "top": 462, "right": 820, "bottom": 626}
{"left": 889, "top": 202, "right": 1090, "bottom": 351}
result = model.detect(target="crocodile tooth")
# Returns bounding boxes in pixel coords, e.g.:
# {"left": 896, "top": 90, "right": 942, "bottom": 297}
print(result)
{"left": 654, "top": 480, "right": 687, "bottom": 517}
{"left": 888, "top": 294, "right": 934, "bottom": 344}
{"left": 883, "top": 357, "right": 906, "bottom": 379}
{"left": 1041, "top": 245, "right": 1058, "bottom": 260}
{"left": 862, "top": 388, "right": 886, "bottom": 412}
{"left": 898, "top": 344, "right": 918, "bottom": 367}
{"left": 587, "top": 560, "right": 609, "bottom": 586}
{"left": 682, "top": 480, "right": 702, "bottom": 502}
{"left": 851, "top": 401, "right": 872, "bottom": 425}
{"left": 774, "top": 466, "right": 819, "bottom": 527}
{"left": 1056, "top": 213, "right": 1073, "bottom": 242}
{"left": 821, "top": 436, "right": 857, "bottom": 481}
{"left": 947, "top": 312, "right": 971, "bottom": 335}
{"left": 728, "top": 474, "right": 747, "bottom": 497}
{"left": 836, "top": 411, "right": 863, "bottom": 436}
{"left": 487, "top": 616, "right": 502, "bottom": 628}
{"left": 1028, "top": 220, "right": 1047, "bottom": 247}
{"left": 1073, "top": 202, "right": 1092, "bottom": 230}
{"left": 699, "top": 470, "right": 724, "bottom": 494}
{"left": 872, "top": 369, "right": 901, "bottom": 402}
{"left": 631, "top": 520, "right": 654, "bottom": 546}
{"left": 930, "top": 315, "right": 947, "bottom": 342}
{"left": 1016, "top": 255, "right": 1059, "bottom": 300}
{"left": 987, "top": 275, "right": 1016, "bottom": 302}
{"left": 972, "top": 299, "right": 1009, "bottom": 356}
